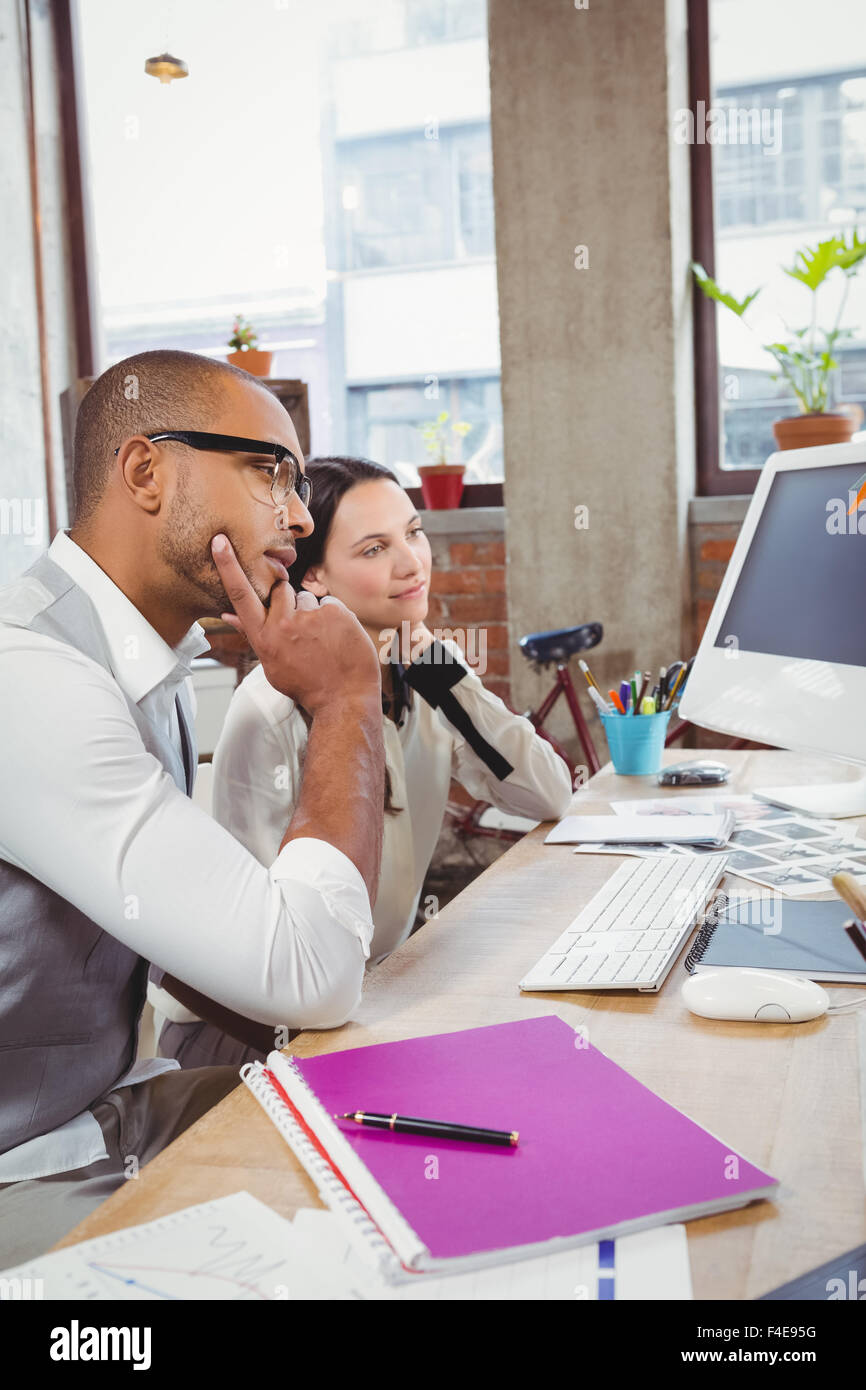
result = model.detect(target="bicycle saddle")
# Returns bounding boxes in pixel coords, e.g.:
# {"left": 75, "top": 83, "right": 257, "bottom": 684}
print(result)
{"left": 518, "top": 622, "right": 603, "bottom": 666}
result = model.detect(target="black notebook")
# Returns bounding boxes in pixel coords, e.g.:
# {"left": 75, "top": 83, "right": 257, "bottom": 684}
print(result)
{"left": 685, "top": 897, "right": 866, "bottom": 983}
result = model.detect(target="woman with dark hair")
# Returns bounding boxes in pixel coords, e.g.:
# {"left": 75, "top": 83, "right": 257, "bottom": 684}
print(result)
{"left": 150, "top": 457, "right": 572, "bottom": 1067}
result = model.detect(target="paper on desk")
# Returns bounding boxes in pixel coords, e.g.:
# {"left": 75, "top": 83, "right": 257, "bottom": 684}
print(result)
{"left": 546, "top": 814, "right": 732, "bottom": 845}
{"left": 293, "top": 1208, "right": 693, "bottom": 1300}
{"left": 610, "top": 795, "right": 781, "bottom": 820}
{"left": 0, "top": 1192, "right": 356, "bottom": 1301}
{"left": 568, "top": 798, "right": 769, "bottom": 857}
{"left": 571, "top": 842, "right": 677, "bottom": 858}
{"left": 0, "top": 1191, "right": 693, "bottom": 1301}
{"left": 609, "top": 798, "right": 866, "bottom": 897}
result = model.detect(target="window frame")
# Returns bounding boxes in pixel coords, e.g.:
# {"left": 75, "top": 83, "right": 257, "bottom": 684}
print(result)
{"left": 689, "top": 2, "right": 866, "bottom": 494}
{"left": 347, "top": 375, "right": 504, "bottom": 507}
{"left": 56, "top": 0, "right": 97, "bottom": 380}
{"left": 688, "top": 0, "right": 762, "bottom": 496}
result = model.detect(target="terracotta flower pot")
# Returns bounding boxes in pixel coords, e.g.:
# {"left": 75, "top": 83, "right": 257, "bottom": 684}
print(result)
{"left": 227, "top": 349, "right": 273, "bottom": 378}
{"left": 772, "top": 409, "right": 859, "bottom": 451}
{"left": 418, "top": 463, "right": 466, "bottom": 509}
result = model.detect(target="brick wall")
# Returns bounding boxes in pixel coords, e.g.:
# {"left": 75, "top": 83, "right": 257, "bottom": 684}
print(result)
{"left": 425, "top": 530, "right": 511, "bottom": 705}
{"left": 691, "top": 526, "right": 739, "bottom": 644}
{"left": 688, "top": 500, "right": 749, "bottom": 750}
{"left": 422, "top": 515, "right": 513, "bottom": 836}
{"left": 688, "top": 497, "right": 749, "bottom": 647}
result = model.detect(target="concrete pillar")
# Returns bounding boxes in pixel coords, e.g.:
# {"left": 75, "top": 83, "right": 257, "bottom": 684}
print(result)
{"left": 489, "top": 0, "right": 695, "bottom": 758}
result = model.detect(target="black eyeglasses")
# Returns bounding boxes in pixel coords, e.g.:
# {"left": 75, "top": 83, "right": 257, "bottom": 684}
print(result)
{"left": 114, "top": 430, "right": 312, "bottom": 507}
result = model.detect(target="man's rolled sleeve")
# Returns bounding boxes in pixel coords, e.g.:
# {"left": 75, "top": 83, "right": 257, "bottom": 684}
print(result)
{"left": 271, "top": 837, "right": 374, "bottom": 962}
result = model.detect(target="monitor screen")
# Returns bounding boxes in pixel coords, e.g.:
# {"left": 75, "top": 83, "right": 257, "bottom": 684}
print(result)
{"left": 713, "top": 461, "right": 866, "bottom": 669}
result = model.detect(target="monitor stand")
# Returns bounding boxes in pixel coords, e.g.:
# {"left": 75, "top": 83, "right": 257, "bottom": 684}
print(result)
{"left": 753, "top": 768, "right": 866, "bottom": 819}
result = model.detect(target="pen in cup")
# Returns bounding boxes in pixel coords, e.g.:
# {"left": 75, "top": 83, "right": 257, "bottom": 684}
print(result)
{"left": 663, "top": 665, "right": 687, "bottom": 711}
{"left": 587, "top": 685, "right": 615, "bottom": 716}
{"left": 578, "top": 658, "right": 604, "bottom": 698}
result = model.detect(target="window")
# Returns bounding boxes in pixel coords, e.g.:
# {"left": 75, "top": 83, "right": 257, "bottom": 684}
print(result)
{"left": 456, "top": 137, "right": 495, "bottom": 257}
{"left": 693, "top": 0, "right": 866, "bottom": 492}
{"left": 715, "top": 83, "right": 806, "bottom": 229}
{"left": 75, "top": 0, "right": 502, "bottom": 495}
{"left": 338, "top": 125, "right": 494, "bottom": 270}
{"left": 715, "top": 75, "right": 866, "bottom": 231}
{"left": 330, "top": 0, "right": 486, "bottom": 58}
{"left": 347, "top": 377, "right": 503, "bottom": 483}
{"left": 405, "top": 0, "right": 486, "bottom": 46}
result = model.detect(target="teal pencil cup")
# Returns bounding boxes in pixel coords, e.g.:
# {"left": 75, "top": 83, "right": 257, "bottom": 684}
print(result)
{"left": 600, "top": 709, "right": 672, "bottom": 775}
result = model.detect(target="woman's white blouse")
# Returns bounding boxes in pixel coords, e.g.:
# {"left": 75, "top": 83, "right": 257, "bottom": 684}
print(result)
{"left": 210, "top": 638, "right": 574, "bottom": 964}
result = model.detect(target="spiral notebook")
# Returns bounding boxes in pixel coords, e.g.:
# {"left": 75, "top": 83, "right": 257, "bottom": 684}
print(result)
{"left": 685, "top": 896, "right": 866, "bottom": 981}
{"left": 240, "top": 1015, "right": 777, "bottom": 1277}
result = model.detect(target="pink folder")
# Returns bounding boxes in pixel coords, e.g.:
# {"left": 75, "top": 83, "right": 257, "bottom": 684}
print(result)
{"left": 291, "top": 1015, "right": 777, "bottom": 1262}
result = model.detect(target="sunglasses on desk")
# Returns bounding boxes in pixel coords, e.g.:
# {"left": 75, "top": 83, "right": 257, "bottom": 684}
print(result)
{"left": 113, "top": 430, "right": 312, "bottom": 507}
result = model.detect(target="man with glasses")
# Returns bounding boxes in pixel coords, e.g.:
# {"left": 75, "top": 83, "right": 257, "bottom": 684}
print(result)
{"left": 0, "top": 349, "right": 385, "bottom": 1264}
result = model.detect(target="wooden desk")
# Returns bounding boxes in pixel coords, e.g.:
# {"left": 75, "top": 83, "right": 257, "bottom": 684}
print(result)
{"left": 56, "top": 750, "right": 866, "bottom": 1299}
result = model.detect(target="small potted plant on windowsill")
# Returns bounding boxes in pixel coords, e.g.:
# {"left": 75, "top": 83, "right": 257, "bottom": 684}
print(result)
{"left": 692, "top": 229, "right": 866, "bottom": 450}
{"left": 417, "top": 411, "right": 472, "bottom": 508}
{"left": 226, "top": 315, "right": 272, "bottom": 378}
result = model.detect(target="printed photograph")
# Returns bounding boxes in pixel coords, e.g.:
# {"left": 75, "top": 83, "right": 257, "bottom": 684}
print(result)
{"left": 728, "top": 828, "right": 784, "bottom": 849}
{"left": 755, "top": 842, "right": 826, "bottom": 863}
{"left": 724, "top": 850, "right": 778, "bottom": 873}
{"left": 746, "top": 864, "right": 828, "bottom": 890}
{"left": 770, "top": 820, "right": 840, "bottom": 842}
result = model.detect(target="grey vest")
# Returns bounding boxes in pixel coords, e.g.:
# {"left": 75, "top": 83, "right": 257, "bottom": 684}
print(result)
{"left": 0, "top": 552, "right": 196, "bottom": 1154}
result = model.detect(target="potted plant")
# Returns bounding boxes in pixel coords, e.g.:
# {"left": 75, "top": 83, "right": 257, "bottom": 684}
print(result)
{"left": 226, "top": 315, "right": 272, "bottom": 378}
{"left": 417, "top": 411, "right": 472, "bottom": 508}
{"left": 692, "top": 229, "right": 866, "bottom": 449}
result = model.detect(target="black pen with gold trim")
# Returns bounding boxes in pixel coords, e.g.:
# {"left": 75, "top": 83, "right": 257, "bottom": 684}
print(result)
{"left": 336, "top": 1111, "right": 519, "bottom": 1147}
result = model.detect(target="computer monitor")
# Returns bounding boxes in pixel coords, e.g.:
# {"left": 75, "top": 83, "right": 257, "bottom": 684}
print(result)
{"left": 679, "top": 440, "right": 866, "bottom": 817}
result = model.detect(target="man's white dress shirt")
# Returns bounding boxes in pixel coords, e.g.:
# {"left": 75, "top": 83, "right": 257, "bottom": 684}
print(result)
{"left": 199, "top": 642, "right": 573, "bottom": 965}
{"left": 0, "top": 531, "right": 374, "bottom": 1180}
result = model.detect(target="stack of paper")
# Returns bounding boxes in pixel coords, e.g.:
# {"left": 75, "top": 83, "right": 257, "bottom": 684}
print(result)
{"left": 565, "top": 796, "right": 866, "bottom": 897}
{"left": 0, "top": 1192, "right": 693, "bottom": 1301}
{"left": 545, "top": 813, "right": 734, "bottom": 847}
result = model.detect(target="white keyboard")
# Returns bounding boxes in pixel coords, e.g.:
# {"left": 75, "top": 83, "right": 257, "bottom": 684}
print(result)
{"left": 519, "top": 853, "right": 728, "bottom": 993}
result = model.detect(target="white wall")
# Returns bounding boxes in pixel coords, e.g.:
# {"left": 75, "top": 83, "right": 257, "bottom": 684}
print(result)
{"left": 712, "top": 0, "right": 866, "bottom": 86}
{"left": 333, "top": 38, "right": 489, "bottom": 138}
{"left": 343, "top": 261, "right": 500, "bottom": 381}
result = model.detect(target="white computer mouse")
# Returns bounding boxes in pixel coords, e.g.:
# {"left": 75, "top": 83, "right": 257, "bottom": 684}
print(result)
{"left": 681, "top": 968, "right": 829, "bottom": 1023}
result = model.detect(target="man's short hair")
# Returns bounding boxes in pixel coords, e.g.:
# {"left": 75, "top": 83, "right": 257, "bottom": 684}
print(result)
{"left": 72, "top": 349, "right": 272, "bottom": 525}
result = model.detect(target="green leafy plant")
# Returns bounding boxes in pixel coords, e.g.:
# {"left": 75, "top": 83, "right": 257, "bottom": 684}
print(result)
{"left": 418, "top": 410, "right": 472, "bottom": 464}
{"left": 692, "top": 229, "right": 866, "bottom": 414}
{"left": 227, "top": 314, "right": 259, "bottom": 352}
